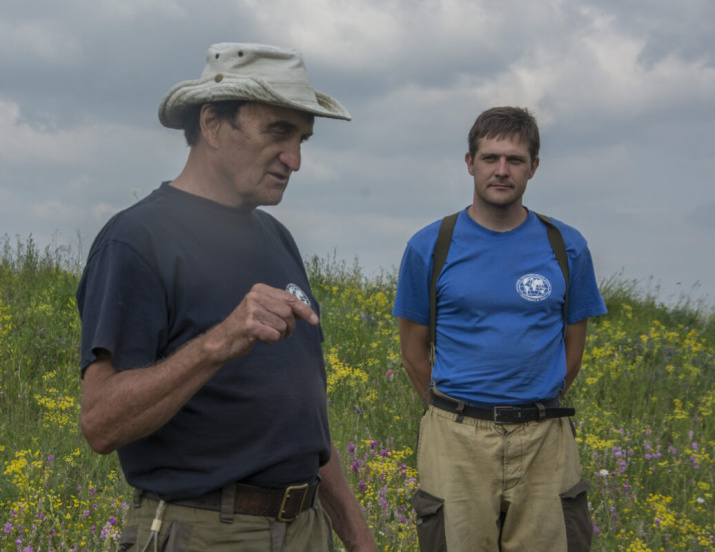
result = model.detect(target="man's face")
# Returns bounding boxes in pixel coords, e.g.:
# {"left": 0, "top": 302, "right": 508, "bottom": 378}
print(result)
{"left": 211, "top": 102, "right": 314, "bottom": 209}
{"left": 465, "top": 134, "right": 539, "bottom": 211}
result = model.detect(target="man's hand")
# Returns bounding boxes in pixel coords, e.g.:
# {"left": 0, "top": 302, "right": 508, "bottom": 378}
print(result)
{"left": 205, "top": 283, "right": 319, "bottom": 363}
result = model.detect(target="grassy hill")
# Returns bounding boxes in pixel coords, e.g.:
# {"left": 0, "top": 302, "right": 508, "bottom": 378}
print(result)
{"left": 1, "top": 238, "right": 713, "bottom": 551}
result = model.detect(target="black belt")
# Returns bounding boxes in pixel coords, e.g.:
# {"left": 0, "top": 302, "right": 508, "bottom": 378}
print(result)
{"left": 143, "top": 480, "right": 319, "bottom": 523}
{"left": 430, "top": 393, "right": 574, "bottom": 423}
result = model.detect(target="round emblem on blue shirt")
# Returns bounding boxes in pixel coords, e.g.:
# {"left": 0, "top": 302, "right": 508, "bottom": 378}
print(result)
{"left": 516, "top": 274, "right": 552, "bottom": 302}
{"left": 286, "top": 283, "right": 312, "bottom": 308}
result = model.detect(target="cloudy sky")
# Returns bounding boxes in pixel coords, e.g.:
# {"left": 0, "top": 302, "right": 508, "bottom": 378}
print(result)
{"left": 2, "top": 0, "right": 714, "bottom": 308}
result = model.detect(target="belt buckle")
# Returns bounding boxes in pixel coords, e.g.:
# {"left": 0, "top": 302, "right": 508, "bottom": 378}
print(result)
{"left": 277, "top": 483, "right": 309, "bottom": 522}
{"left": 493, "top": 406, "right": 516, "bottom": 424}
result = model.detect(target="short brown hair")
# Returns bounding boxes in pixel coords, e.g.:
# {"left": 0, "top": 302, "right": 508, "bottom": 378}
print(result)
{"left": 467, "top": 107, "right": 540, "bottom": 161}
{"left": 181, "top": 100, "right": 246, "bottom": 146}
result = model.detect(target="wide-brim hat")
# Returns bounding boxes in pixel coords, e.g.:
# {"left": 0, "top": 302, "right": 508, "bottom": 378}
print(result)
{"left": 159, "top": 42, "right": 351, "bottom": 129}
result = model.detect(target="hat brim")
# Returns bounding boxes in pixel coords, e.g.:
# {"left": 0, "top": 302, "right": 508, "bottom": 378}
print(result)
{"left": 159, "top": 75, "right": 351, "bottom": 129}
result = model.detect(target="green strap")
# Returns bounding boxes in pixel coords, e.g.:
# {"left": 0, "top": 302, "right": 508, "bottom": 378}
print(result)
{"left": 428, "top": 211, "right": 570, "bottom": 367}
{"left": 429, "top": 213, "right": 458, "bottom": 366}
{"left": 534, "top": 212, "right": 570, "bottom": 336}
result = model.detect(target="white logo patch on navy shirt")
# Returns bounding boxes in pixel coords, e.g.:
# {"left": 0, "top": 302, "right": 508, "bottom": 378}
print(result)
{"left": 286, "top": 283, "right": 312, "bottom": 308}
{"left": 516, "top": 274, "right": 552, "bottom": 302}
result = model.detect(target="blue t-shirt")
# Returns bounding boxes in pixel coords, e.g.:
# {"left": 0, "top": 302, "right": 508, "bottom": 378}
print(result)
{"left": 77, "top": 183, "right": 331, "bottom": 500}
{"left": 393, "top": 208, "right": 607, "bottom": 407}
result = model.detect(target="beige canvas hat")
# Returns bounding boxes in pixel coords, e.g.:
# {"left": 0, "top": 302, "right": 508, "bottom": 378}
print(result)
{"left": 158, "top": 42, "right": 351, "bottom": 129}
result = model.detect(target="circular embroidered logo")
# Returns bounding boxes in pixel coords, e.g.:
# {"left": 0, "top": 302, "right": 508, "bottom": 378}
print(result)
{"left": 516, "top": 274, "right": 552, "bottom": 302}
{"left": 286, "top": 283, "right": 312, "bottom": 308}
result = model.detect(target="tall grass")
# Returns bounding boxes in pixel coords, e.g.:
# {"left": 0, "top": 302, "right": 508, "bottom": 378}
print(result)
{"left": 1, "top": 237, "right": 713, "bottom": 551}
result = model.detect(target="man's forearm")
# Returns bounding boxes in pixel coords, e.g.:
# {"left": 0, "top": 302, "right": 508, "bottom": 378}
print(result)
{"left": 80, "top": 330, "right": 228, "bottom": 454}
{"left": 402, "top": 358, "right": 432, "bottom": 402}
{"left": 319, "top": 446, "right": 377, "bottom": 552}
{"left": 397, "top": 318, "right": 433, "bottom": 403}
{"left": 562, "top": 319, "right": 589, "bottom": 395}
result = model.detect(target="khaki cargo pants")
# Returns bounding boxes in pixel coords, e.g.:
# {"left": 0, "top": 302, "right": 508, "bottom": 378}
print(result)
{"left": 118, "top": 494, "right": 333, "bottom": 552}
{"left": 414, "top": 404, "right": 592, "bottom": 552}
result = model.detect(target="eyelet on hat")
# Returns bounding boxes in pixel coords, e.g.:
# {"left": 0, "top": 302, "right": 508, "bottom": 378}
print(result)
{"left": 215, "top": 74, "right": 223, "bottom": 83}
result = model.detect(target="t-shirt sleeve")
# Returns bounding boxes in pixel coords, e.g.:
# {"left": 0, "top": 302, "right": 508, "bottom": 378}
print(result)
{"left": 76, "top": 239, "right": 169, "bottom": 376}
{"left": 392, "top": 239, "right": 433, "bottom": 326}
{"left": 566, "top": 244, "right": 608, "bottom": 324}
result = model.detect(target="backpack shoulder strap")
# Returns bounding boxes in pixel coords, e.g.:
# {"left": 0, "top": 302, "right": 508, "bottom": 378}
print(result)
{"left": 533, "top": 212, "right": 570, "bottom": 335}
{"left": 429, "top": 212, "right": 459, "bottom": 366}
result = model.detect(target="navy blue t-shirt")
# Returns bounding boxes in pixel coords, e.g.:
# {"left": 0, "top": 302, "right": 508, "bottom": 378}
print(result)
{"left": 76, "top": 182, "right": 331, "bottom": 500}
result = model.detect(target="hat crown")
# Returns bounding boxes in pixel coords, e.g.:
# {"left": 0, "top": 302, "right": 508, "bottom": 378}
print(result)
{"left": 201, "top": 43, "right": 316, "bottom": 105}
{"left": 158, "top": 42, "right": 350, "bottom": 129}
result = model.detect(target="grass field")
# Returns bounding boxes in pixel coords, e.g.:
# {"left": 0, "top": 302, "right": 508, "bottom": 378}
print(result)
{"left": 1, "top": 237, "right": 713, "bottom": 551}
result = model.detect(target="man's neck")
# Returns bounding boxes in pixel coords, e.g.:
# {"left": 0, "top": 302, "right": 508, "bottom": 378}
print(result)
{"left": 169, "top": 149, "right": 254, "bottom": 211}
{"left": 467, "top": 202, "right": 528, "bottom": 232}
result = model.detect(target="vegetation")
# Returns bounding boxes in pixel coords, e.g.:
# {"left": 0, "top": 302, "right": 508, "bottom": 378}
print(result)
{"left": 1, "top": 237, "right": 713, "bottom": 551}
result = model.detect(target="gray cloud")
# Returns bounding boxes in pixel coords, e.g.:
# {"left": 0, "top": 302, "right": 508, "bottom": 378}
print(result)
{"left": 1, "top": 0, "right": 714, "bottom": 307}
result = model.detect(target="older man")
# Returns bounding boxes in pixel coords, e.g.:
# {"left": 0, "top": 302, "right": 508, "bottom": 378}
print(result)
{"left": 77, "top": 43, "right": 376, "bottom": 552}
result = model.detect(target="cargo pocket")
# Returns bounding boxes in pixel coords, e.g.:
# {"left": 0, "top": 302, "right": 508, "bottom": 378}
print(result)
{"left": 560, "top": 479, "right": 592, "bottom": 552}
{"left": 412, "top": 489, "right": 447, "bottom": 552}
{"left": 117, "top": 524, "right": 138, "bottom": 551}
{"left": 160, "top": 521, "right": 193, "bottom": 552}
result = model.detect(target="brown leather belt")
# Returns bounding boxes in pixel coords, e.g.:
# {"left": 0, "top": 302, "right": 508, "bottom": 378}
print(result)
{"left": 430, "top": 393, "right": 575, "bottom": 423}
{"left": 144, "top": 480, "right": 319, "bottom": 523}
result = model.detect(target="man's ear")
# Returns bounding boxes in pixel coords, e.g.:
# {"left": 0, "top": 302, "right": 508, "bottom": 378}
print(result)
{"left": 465, "top": 152, "right": 475, "bottom": 176}
{"left": 199, "top": 104, "right": 222, "bottom": 149}
{"left": 529, "top": 156, "right": 540, "bottom": 179}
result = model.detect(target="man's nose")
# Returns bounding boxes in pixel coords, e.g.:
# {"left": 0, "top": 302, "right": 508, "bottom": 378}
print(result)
{"left": 495, "top": 157, "right": 509, "bottom": 175}
{"left": 279, "top": 143, "right": 302, "bottom": 172}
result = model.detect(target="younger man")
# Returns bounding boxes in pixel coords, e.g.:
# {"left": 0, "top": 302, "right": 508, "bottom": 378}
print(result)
{"left": 394, "top": 107, "right": 606, "bottom": 551}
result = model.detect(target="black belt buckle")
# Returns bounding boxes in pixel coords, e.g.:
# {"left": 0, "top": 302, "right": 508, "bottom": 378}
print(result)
{"left": 494, "top": 406, "right": 517, "bottom": 424}
{"left": 278, "top": 483, "right": 309, "bottom": 522}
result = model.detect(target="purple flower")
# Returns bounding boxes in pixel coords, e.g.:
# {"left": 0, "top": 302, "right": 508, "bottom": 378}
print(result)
{"left": 4, "top": 523, "right": 12, "bottom": 534}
